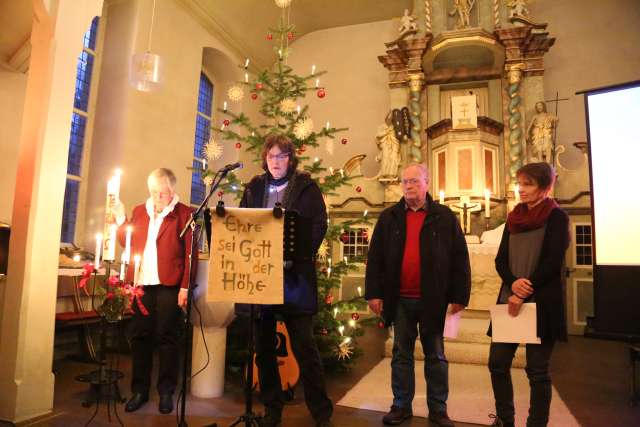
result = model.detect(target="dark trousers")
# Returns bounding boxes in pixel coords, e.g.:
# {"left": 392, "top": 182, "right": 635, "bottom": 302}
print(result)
{"left": 489, "top": 341, "right": 555, "bottom": 427}
{"left": 255, "top": 312, "right": 333, "bottom": 422}
{"left": 391, "top": 297, "right": 449, "bottom": 413}
{"left": 129, "top": 285, "right": 181, "bottom": 395}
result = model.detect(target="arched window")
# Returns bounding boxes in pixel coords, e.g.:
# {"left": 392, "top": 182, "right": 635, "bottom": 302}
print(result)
{"left": 190, "top": 73, "right": 213, "bottom": 205}
{"left": 61, "top": 17, "right": 99, "bottom": 243}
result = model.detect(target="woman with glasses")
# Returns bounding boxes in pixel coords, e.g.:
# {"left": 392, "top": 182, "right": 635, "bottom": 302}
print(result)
{"left": 239, "top": 134, "right": 333, "bottom": 427}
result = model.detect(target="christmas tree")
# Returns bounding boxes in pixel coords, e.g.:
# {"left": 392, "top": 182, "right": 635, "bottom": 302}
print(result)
{"left": 199, "top": 4, "right": 374, "bottom": 371}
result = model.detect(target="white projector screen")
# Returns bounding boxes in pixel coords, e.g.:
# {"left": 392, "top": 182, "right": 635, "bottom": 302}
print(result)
{"left": 586, "top": 84, "right": 640, "bottom": 266}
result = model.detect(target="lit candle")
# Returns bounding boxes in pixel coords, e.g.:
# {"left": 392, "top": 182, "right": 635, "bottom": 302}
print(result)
{"left": 515, "top": 184, "right": 520, "bottom": 203}
{"left": 363, "top": 209, "right": 368, "bottom": 217}
{"left": 329, "top": 167, "right": 334, "bottom": 175}
{"left": 202, "top": 158, "right": 207, "bottom": 170}
{"left": 315, "top": 78, "right": 320, "bottom": 88}
{"left": 348, "top": 319, "right": 356, "bottom": 328}
{"left": 325, "top": 121, "right": 330, "bottom": 130}
{"left": 343, "top": 256, "right": 348, "bottom": 264}
{"left": 314, "top": 157, "right": 319, "bottom": 163}
{"left": 120, "top": 253, "right": 126, "bottom": 279}
{"left": 311, "top": 64, "right": 316, "bottom": 75}
{"left": 338, "top": 325, "right": 345, "bottom": 336}
{"left": 327, "top": 266, "right": 332, "bottom": 276}
{"left": 73, "top": 254, "right": 81, "bottom": 263}
{"left": 296, "top": 105, "right": 301, "bottom": 115}
{"left": 333, "top": 307, "right": 338, "bottom": 318}
{"left": 439, "top": 190, "right": 445, "bottom": 204}
{"left": 340, "top": 169, "right": 344, "bottom": 178}
{"left": 223, "top": 101, "right": 227, "bottom": 112}
{"left": 278, "top": 49, "right": 282, "bottom": 58}
{"left": 484, "top": 189, "right": 491, "bottom": 218}
{"left": 133, "top": 255, "right": 141, "bottom": 285}
{"left": 244, "top": 58, "right": 250, "bottom": 68}
{"left": 95, "top": 234, "right": 102, "bottom": 268}
{"left": 357, "top": 286, "right": 362, "bottom": 296}
{"left": 124, "top": 226, "right": 132, "bottom": 263}
{"left": 244, "top": 72, "right": 249, "bottom": 83}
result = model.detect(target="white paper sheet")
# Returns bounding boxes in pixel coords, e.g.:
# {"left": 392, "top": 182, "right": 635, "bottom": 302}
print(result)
{"left": 490, "top": 303, "right": 541, "bottom": 344}
{"left": 443, "top": 307, "right": 462, "bottom": 338}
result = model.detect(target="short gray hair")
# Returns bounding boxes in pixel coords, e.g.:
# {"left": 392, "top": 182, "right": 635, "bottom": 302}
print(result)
{"left": 148, "top": 168, "right": 177, "bottom": 188}
{"left": 402, "top": 163, "right": 429, "bottom": 181}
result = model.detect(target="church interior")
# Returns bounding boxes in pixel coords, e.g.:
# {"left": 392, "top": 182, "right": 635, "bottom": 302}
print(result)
{"left": 1, "top": 0, "right": 639, "bottom": 426}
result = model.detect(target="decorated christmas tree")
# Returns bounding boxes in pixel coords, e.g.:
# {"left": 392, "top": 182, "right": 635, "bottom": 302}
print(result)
{"left": 199, "top": 3, "right": 375, "bottom": 371}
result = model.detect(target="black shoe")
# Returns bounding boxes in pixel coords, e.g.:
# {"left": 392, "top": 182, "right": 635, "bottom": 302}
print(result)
{"left": 158, "top": 394, "right": 173, "bottom": 414}
{"left": 124, "top": 392, "right": 148, "bottom": 412}
{"left": 382, "top": 405, "right": 413, "bottom": 425}
{"left": 489, "top": 414, "right": 514, "bottom": 427}
{"left": 428, "top": 410, "right": 455, "bottom": 427}
{"left": 260, "top": 410, "right": 282, "bottom": 427}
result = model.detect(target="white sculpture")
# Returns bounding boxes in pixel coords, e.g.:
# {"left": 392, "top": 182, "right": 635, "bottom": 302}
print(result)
{"left": 398, "top": 9, "right": 418, "bottom": 35}
{"left": 526, "top": 101, "right": 558, "bottom": 164}
{"left": 508, "top": 0, "right": 530, "bottom": 18}
{"left": 376, "top": 114, "right": 401, "bottom": 179}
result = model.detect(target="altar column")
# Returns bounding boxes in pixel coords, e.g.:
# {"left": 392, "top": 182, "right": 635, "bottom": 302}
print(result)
{"left": 0, "top": 0, "right": 103, "bottom": 423}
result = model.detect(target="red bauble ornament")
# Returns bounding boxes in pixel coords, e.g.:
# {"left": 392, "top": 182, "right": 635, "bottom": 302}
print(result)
{"left": 217, "top": 191, "right": 224, "bottom": 198}
{"left": 316, "top": 88, "right": 326, "bottom": 98}
{"left": 351, "top": 313, "right": 360, "bottom": 321}
{"left": 223, "top": 119, "right": 230, "bottom": 126}
{"left": 235, "top": 142, "right": 242, "bottom": 149}
{"left": 340, "top": 232, "right": 349, "bottom": 244}
{"left": 299, "top": 145, "right": 306, "bottom": 152}
{"left": 251, "top": 93, "right": 258, "bottom": 100}
{"left": 355, "top": 186, "right": 362, "bottom": 193}
{"left": 321, "top": 267, "right": 327, "bottom": 274}
{"left": 378, "top": 320, "right": 386, "bottom": 329}
{"left": 266, "top": 33, "right": 273, "bottom": 40}
{"left": 255, "top": 82, "right": 263, "bottom": 90}
{"left": 287, "top": 32, "right": 295, "bottom": 41}
{"left": 341, "top": 138, "right": 348, "bottom": 145}
{"left": 325, "top": 295, "right": 334, "bottom": 305}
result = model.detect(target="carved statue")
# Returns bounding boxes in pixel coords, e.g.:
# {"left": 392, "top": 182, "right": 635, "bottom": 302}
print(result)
{"left": 398, "top": 9, "right": 418, "bottom": 35}
{"left": 527, "top": 101, "right": 558, "bottom": 164}
{"left": 376, "top": 113, "right": 401, "bottom": 179}
{"left": 449, "top": 0, "right": 475, "bottom": 29}
{"left": 507, "top": 0, "right": 530, "bottom": 18}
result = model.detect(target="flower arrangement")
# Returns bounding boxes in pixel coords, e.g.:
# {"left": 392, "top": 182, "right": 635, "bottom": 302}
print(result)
{"left": 78, "top": 263, "right": 147, "bottom": 322}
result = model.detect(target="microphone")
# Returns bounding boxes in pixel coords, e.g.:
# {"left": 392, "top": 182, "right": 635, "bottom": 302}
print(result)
{"left": 221, "top": 162, "right": 243, "bottom": 172}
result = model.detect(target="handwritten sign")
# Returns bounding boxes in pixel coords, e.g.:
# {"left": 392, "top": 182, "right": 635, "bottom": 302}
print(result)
{"left": 207, "top": 208, "right": 284, "bottom": 304}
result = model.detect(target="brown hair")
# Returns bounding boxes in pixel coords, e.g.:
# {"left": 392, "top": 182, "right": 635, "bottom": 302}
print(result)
{"left": 261, "top": 134, "right": 299, "bottom": 175}
{"left": 516, "top": 162, "right": 555, "bottom": 190}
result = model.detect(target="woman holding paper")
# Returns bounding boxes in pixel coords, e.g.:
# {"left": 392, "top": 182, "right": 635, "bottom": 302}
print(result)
{"left": 488, "top": 162, "right": 569, "bottom": 427}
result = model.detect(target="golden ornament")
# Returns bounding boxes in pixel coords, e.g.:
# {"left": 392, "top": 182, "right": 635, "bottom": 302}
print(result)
{"left": 293, "top": 117, "right": 314, "bottom": 140}
{"left": 279, "top": 98, "right": 296, "bottom": 114}
{"left": 228, "top": 85, "right": 244, "bottom": 102}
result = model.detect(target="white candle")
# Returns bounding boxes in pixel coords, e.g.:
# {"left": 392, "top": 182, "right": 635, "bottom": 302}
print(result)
{"left": 278, "top": 49, "right": 282, "bottom": 58}
{"left": 244, "top": 58, "right": 249, "bottom": 68}
{"left": 363, "top": 209, "right": 368, "bottom": 217}
{"left": 133, "top": 255, "right": 141, "bottom": 285}
{"left": 338, "top": 325, "right": 345, "bottom": 336}
{"left": 329, "top": 167, "right": 334, "bottom": 175}
{"left": 311, "top": 64, "right": 316, "bottom": 75}
{"left": 119, "top": 254, "right": 126, "bottom": 279}
{"left": 296, "top": 105, "right": 301, "bottom": 115}
{"left": 348, "top": 319, "right": 356, "bottom": 328}
{"left": 325, "top": 121, "right": 330, "bottom": 130}
{"left": 484, "top": 189, "right": 491, "bottom": 218}
{"left": 244, "top": 72, "right": 249, "bottom": 83}
{"left": 439, "top": 190, "right": 445, "bottom": 204}
{"left": 95, "top": 234, "right": 102, "bottom": 268}
{"left": 357, "top": 286, "right": 362, "bottom": 296}
{"left": 202, "top": 158, "right": 206, "bottom": 170}
{"left": 104, "top": 224, "right": 117, "bottom": 261}
{"left": 315, "top": 78, "right": 320, "bottom": 88}
{"left": 124, "top": 226, "right": 132, "bottom": 263}
{"left": 333, "top": 307, "right": 338, "bottom": 318}
{"left": 112, "top": 169, "right": 122, "bottom": 200}
{"left": 515, "top": 184, "right": 520, "bottom": 203}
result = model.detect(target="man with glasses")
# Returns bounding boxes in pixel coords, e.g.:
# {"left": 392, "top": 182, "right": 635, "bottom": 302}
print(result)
{"left": 365, "top": 163, "right": 471, "bottom": 427}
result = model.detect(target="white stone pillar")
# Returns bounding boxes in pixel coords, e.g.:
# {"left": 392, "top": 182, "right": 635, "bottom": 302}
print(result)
{"left": 0, "top": 0, "right": 103, "bottom": 423}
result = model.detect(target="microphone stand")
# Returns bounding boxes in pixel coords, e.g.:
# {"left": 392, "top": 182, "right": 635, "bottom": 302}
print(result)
{"left": 176, "top": 167, "right": 232, "bottom": 427}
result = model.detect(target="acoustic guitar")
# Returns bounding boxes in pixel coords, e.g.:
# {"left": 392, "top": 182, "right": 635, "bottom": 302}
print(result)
{"left": 251, "top": 321, "right": 300, "bottom": 398}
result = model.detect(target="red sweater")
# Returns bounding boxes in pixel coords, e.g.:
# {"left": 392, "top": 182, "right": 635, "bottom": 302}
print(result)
{"left": 400, "top": 209, "right": 427, "bottom": 298}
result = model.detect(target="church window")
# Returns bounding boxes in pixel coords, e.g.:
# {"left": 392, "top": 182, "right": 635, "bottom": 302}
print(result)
{"left": 190, "top": 73, "right": 213, "bottom": 205}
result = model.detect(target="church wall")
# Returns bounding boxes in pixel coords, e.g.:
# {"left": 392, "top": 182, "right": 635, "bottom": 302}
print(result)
{"left": 0, "top": 72, "right": 27, "bottom": 225}
{"left": 284, "top": 20, "right": 396, "bottom": 178}
{"left": 82, "top": 0, "right": 249, "bottom": 250}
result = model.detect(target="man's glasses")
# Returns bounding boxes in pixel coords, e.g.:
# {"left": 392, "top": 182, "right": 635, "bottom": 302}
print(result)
{"left": 267, "top": 153, "right": 290, "bottom": 161}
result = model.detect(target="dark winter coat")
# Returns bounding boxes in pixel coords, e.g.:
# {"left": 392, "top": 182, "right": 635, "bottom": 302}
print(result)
{"left": 365, "top": 194, "right": 471, "bottom": 334}
{"left": 490, "top": 207, "right": 570, "bottom": 341}
{"left": 240, "top": 170, "right": 327, "bottom": 315}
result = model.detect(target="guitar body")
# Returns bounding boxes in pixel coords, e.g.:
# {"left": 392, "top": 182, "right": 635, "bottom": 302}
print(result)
{"left": 251, "top": 321, "right": 300, "bottom": 395}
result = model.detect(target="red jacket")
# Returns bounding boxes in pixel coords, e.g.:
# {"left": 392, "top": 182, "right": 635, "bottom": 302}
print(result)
{"left": 117, "top": 202, "right": 196, "bottom": 289}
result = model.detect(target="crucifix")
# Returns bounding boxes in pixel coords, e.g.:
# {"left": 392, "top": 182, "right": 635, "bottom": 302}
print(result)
{"left": 450, "top": 196, "right": 481, "bottom": 234}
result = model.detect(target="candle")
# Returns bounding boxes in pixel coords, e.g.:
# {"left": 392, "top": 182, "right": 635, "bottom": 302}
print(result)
{"left": 333, "top": 307, "right": 338, "bottom": 318}
{"left": 338, "top": 325, "right": 345, "bottom": 336}
{"left": 315, "top": 78, "right": 320, "bottom": 88}
{"left": 515, "top": 184, "right": 520, "bottom": 203}
{"left": 244, "top": 72, "right": 248, "bottom": 83}
{"left": 103, "top": 224, "right": 117, "bottom": 261}
{"left": 223, "top": 101, "right": 227, "bottom": 112}
{"left": 133, "top": 255, "right": 141, "bottom": 285}
{"left": 348, "top": 319, "right": 356, "bottom": 328}
{"left": 278, "top": 49, "right": 282, "bottom": 58}
{"left": 325, "top": 121, "right": 330, "bottom": 130}
{"left": 112, "top": 169, "right": 122, "bottom": 200}
{"left": 202, "top": 158, "right": 206, "bottom": 170}
{"left": 95, "top": 234, "right": 102, "bottom": 268}
{"left": 311, "top": 64, "right": 316, "bottom": 75}
{"left": 124, "top": 226, "right": 132, "bottom": 263}
{"left": 484, "top": 189, "right": 491, "bottom": 218}
{"left": 296, "top": 105, "right": 301, "bottom": 115}
{"left": 439, "top": 190, "right": 445, "bottom": 204}
{"left": 329, "top": 167, "right": 334, "bottom": 175}
{"left": 357, "top": 286, "right": 362, "bottom": 296}
{"left": 120, "top": 253, "right": 126, "bottom": 279}
{"left": 244, "top": 58, "right": 249, "bottom": 68}
{"left": 363, "top": 209, "right": 368, "bottom": 217}
{"left": 314, "top": 157, "right": 319, "bottom": 163}
{"left": 73, "top": 254, "right": 81, "bottom": 263}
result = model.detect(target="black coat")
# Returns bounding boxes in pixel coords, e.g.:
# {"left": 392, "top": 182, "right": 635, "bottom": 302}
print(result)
{"left": 491, "top": 207, "right": 570, "bottom": 341}
{"left": 365, "top": 194, "right": 471, "bottom": 334}
{"left": 240, "top": 171, "right": 327, "bottom": 315}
